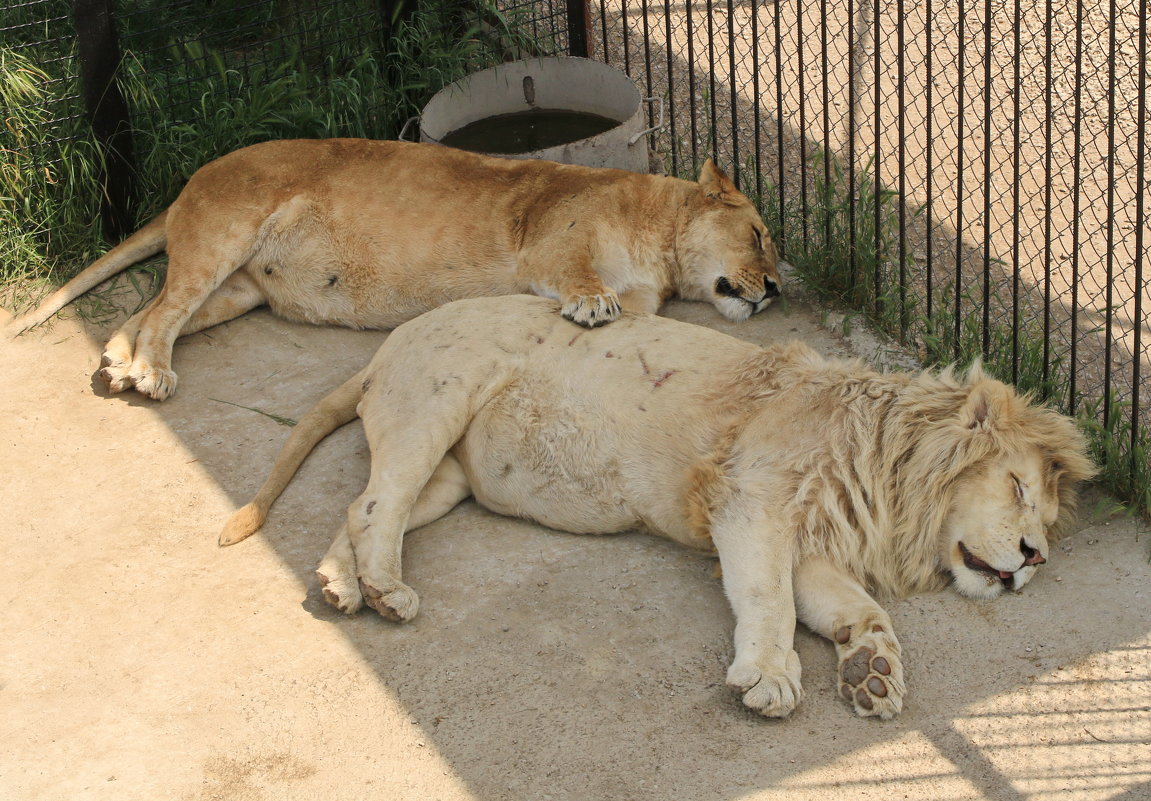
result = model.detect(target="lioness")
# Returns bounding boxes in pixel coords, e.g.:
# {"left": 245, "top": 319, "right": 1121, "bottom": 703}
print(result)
{"left": 3, "top": 139, "right": 780, "bottom": 401}
{"left": 220, "top": 295, "right": 1093, "bottom": 718}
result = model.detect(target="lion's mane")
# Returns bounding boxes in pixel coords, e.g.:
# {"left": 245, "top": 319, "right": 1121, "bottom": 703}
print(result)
{"left": 710, "top": 342, "right": 1095, "bottom": 597}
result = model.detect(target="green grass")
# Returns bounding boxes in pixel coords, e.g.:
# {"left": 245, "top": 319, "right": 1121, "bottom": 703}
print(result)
{"left": 0, "top": 0, "right": 533, "bottom": 304}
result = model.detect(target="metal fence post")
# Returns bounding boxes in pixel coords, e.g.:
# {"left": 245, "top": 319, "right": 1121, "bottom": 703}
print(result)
{"left": 567, "top": 0, "right": 591, "bottom": 57}
{"left": 72, "top": 0, "right": 136, "bottom": 240}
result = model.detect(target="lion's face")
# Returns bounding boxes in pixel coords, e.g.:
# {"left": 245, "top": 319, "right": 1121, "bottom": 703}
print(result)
{"left": 941, "top": 446, "right": 1062, "bottom": 600}
{"left": 678, "top": 161, "right": 782, "bottom": 320}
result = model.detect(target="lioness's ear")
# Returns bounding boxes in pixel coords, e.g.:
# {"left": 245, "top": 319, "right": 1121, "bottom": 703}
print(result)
{"left": 699, "top": 159, "right": 740, "bottom": 205}
{"left": 959, "top": 380, "right": 1014, "bottom": 432}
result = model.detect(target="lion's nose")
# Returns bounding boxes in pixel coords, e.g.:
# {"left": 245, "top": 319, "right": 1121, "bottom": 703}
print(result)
{"left": 1020, "top": 539, "right": 1046, "bottom": 566}
{"left": 763, "top": 276, "right": 781, "bottom": 299}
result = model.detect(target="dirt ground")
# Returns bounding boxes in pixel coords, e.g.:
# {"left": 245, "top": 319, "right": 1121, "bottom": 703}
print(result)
{"left": 2, "top": 279, "right": 1149, "bottom": 801}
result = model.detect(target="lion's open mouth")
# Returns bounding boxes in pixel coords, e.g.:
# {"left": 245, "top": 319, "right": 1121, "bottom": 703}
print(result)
{"left": 958, "top": 541, "right": 1016, "bottom": 587}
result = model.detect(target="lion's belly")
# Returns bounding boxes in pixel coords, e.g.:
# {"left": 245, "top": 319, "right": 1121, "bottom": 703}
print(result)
{"left": 453, "top": 380, "right": 641, "bottom": 535}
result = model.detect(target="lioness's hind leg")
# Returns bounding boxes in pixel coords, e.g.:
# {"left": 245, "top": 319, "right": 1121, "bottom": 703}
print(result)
{"left": 794, "top": 557, "right": 906, "bottom": 719}
{"left": 100, "top": 299, "right": 156, "bottom": 393}
{"left": 178, "top": 270, "right": 266, "bottom": 337}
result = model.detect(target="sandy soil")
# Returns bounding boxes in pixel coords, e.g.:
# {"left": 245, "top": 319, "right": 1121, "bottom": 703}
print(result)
{"left": 2, "top": 282, "right": 1149, "bottom": 800}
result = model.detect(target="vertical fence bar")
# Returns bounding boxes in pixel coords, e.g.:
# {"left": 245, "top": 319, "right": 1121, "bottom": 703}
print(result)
{"left": 798, "top": 0, "right": 807, "bottom": 246}
{"left": 566, "top": 0, "right": 589, "bottom": 56}
{"left": 641, "top": 0, "right": 654, "bottom": 131}
{"left": 598, "top": 0, "right": 609, "bottom": 65}
{"left": 1132, "top": 0, "right": 1147, "bottom": 471}
{"left": 686, "top": 0, "right": 698, "bottom": 166}
{"left": 621, "top": 0, "right": 630, "bottom": 75}
{"left": 73, "top": 0, "right": 136, "bottom": 239}
{"left": 925, "top": 0, "right": 934, "bottom": 323}
{"left": 753, "top": 0, "right": 762, "bottom": 200}
{"left": 847, "top": 0, "right": 856, "bottom": 285}
{"left": 775, "top": 0, "right": 785, "bottom": 244}
{"left": 707, "top": 0, "right": 717, "bottom": 160}
{"left": 896, "top": 0, "right": 906, "bottom": 339}
{"left": 1103, "top": 0, "right": 1117, "bottom": 427}
{"left": 981, "top": 0, "right": 992, "bottom": 358}
{"left": 663, "top": 0, "right": 676, "bottom": 175}
{"left": 1042, "top": 0, "right": 1054, "bottom": 390}
{"left": 727, "top": 0, "right": 739, "bottom": 186}
{"left": 1010, "top": 0, "right": 1021, "bottom": 382}
{"left": 820, "top": 0, "right": 830, "bottom": 252}
{"left": 1069, "top": 0, "right": 1083, "bottom": 413}
{"left": 872, "top": 0, "right": 881, "bottom": 316}
{"left": 953, "top": 0, "right": 966, "bottom": 359}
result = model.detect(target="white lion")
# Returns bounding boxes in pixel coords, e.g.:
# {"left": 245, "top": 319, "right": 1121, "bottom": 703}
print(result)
{"left": 221, "top": 295, "right": 1094, "bottom": 718}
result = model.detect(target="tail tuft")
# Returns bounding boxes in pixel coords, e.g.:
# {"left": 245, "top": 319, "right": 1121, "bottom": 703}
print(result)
{"left": 220, "top": 503, "right": 266, "bottom": 546}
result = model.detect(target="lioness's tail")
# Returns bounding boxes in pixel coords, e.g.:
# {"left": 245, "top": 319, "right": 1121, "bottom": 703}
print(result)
{"left": 3, "top": 211, "right": 169, "bottom": 338}
{"left": 219, "top": 368, "right": 368, "bottom": 546}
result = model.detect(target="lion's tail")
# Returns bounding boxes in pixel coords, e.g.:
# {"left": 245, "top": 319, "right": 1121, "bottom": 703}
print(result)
{"left": 219, "top": 368, "right": 368, "bottom": 546}
{"left": 4, "top": 210, "right": 169, "bottom": 339}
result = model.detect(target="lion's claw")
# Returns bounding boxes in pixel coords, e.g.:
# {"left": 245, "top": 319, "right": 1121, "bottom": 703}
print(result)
{"left": 561, "top": 292, "right": 621, "bottom": 328}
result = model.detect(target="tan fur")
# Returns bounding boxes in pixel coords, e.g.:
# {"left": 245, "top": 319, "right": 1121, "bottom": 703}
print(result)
{"left": 3, "top": 139, "right": 779, "bottom": 400}
{"left": 222, "top": 296, "right": 1094, "bottom": 719}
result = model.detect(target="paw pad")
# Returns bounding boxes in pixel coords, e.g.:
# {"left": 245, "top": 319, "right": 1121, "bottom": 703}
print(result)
{"left": 836, "top": 628, "right": 904, "bottom": 719}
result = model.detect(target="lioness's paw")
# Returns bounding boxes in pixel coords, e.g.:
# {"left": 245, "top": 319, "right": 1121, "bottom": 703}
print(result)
{"left": 98, "top": 363, "right": 134, "bottom": 394}
{"left": 561, "top": 291, "right": 621, "bottom": 328}
{"left": 317, "top": 568, "right": 364, "bottom": 615}
{"left": 359, "top": 577, "right": 419, "bottom": 623}
{"left": 726, "top": 650, "right": 803, "bottom": 718}
{"left": 834, "top": 623, "right": 905, "bottom": 719}
{"left": 131, "top": 364, "right": 177, "bottom": 401}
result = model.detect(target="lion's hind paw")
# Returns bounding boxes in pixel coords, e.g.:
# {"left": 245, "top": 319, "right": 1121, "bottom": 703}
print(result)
{"left": 561, "top": 291, "right": 621, "bottom": 328}
{"left": 835, "top": 624, "right": 905, "bottom": 719}
{"left": 317, "top": 568, "right": 364, "bottom": 615}
{"left": 359, "top": 578, "right": 419, "bottom": 623}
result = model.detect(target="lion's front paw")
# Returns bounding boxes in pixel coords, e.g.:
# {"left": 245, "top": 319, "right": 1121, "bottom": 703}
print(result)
{"left": 358, "top": 577, "right": 419, "bottom": 623}
{"left": 561, "top": 291, "right": 621, "bottom": 328}
{"left": 726, "top": 650, "right": 803, "bottom": 718}
{"left": 834, "top": 623, "right": 905, "bottom": 719}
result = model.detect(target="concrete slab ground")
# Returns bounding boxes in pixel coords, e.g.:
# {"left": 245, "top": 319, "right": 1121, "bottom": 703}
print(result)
{"left": 2, "top": 280, "right": 1148, "bottom": 801}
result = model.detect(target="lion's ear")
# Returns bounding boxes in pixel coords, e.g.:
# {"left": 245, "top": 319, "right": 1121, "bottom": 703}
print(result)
{"left": 959, "top": 380, "right": 1015, "bottom": 432}
{"left": 698, "top": 159, "right": 740, "bottom": 205}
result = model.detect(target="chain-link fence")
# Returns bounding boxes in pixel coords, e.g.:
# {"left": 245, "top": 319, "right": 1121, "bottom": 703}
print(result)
{"left": 581, "top": 0, "right": 1149, "bottom": 509}
{"left": 3, "top": 0, "right": 1148, "bottom": 507}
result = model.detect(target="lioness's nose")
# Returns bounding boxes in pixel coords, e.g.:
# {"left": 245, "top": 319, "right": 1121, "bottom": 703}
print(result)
{"left": 764, "top": 276, "right": 781, "bottom": 299}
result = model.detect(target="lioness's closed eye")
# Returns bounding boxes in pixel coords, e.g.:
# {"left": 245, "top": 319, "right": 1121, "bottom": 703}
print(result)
{"left": 3, "top": 139, "right": 780, "bottom": 401}
{"left": 220, "top": 295, "right": 1094, "bottom": 719}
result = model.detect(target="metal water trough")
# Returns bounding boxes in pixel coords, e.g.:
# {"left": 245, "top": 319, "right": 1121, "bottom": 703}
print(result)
{"left": 416, "top": 57, "right": 661, "bottom": 173}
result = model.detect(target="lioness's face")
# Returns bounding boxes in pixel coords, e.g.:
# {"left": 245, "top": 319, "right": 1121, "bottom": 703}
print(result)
{"left": 679, "top": 161, "right": 782, "bottom": 321}
{"left": 941, "top": 448, "right": 1062, "bottom": 600}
